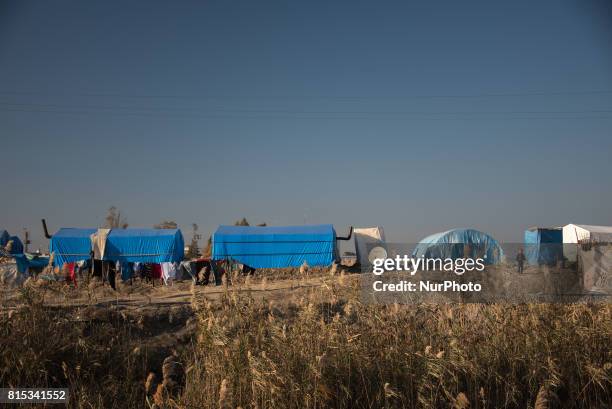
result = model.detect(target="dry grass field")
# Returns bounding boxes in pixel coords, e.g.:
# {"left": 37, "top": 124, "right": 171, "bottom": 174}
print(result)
{"left": 0, "top": 269, "right": 610, "bottom": 408}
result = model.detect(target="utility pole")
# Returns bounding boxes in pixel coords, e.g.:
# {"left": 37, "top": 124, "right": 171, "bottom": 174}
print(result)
{"left": 23, "top": 228, "right": 31, "bottom": 253}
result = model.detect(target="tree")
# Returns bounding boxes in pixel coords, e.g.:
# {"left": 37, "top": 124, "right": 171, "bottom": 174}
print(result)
{"left": 154, "top": 220, "right": 178, "bottom": 229}
{"left": 235, "top": 217, "right": 250, "bottom": 226}
{"left": 104, "top": 206, "right": 128, "bottom": 229}
{"left": 186, "top": 223, "right": 201, "bottom": 259}
{"left": 202, "top": 236, "right": 212, "bottom": 258}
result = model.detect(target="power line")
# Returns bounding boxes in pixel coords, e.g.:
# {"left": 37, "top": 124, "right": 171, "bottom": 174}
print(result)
{"left": 2, "top": 107, "right": 611, "bottom": 121}
{"left": 1, "top": 89, "right": 612, "bottom": 101}
{"left": 1, "top": 101, "right": 611, "bottom": 116}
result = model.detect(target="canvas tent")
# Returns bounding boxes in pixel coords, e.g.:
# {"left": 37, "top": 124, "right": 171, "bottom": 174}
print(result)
{"left": 101, "top": 228, "right": 184, "bottom": 263}
{"left": 412, "top": 228, "right": 503, "bottom": 264}
{"left": 50, "top": 228, "right": 184, "bottom": 267}
{"left": 6, "top": 236, "right": 23, "bottom": 254}
{"left": 0, "top": 230, "right": 10, "bottom": 247}
{"left": 353, "top": 227, "right": 386, "bottom": 264}
{"left": 0, "top": 229, "right": 24, "bottom": 255}
{"left": 212, "top": 224, "right": 336, "bottom": 268}
{"left": 49, "top": 228, "right": 97, "bottom": 267}
{"left": 1, "top": 229, "right": 46, "bottom": 274}
{"left": 524, "top": 227, "right": 563, "bottom": 265}
{"left": 562, "top": 224, "right": 612, "bottom": 261}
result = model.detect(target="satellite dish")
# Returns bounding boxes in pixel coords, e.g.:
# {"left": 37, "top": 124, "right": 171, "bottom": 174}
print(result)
{"left": 368, "top": 246, "right": 387, "bottom": 263}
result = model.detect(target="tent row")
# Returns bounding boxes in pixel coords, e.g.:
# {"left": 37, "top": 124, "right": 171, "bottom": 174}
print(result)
{"left": 210, "top": 225, "right": 505, "bottom": 268}
{"left": 6, "top": 222, "right": 612, "bottom": 275}
{"left": 211, "top": 223, "right": 612, "bottom": 269}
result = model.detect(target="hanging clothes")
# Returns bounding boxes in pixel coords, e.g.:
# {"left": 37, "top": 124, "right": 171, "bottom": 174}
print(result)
{"left": 160, "top": 262, "right": 178, "bottom": 285}
{"left": 152, "top": 263, "right": 162, "bottom": 280}
{"left": 180, "top": 261, "right": 197, "bottom": 282}
{"left": 107, "top": 261, "right": 117, "bottom": 290}
{"left": 65, "top": 262, "right": 77, "bottom": 287}
{"left": 141, "top": 263, "right": 153, "bottom": 281}
{"left": 76, "top": 260, "right": 89, "bottom": 277}
{"left": 93, "top": 259, "right": 104, "bottom": 278}
{"left": 121, "top": 262, "right": 134, "bottom": 281}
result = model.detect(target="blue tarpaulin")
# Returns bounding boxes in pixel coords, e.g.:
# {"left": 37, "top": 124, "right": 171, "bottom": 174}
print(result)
{"left": 0, "top": 230, "right": 10, "bottom": 247}
{"left": 524, "top": 228, "right": 563, "bottom": 265}
{"left": 412, "top": 228, "right": 503, "bottom": 264}
{"left": 0, "top": 230, "right": 23, "bottom": 254}
{"left": 50, "top": 228, "right": 184, "bottom": 267}
{"left": 7, "top": 236, "right": 24, "bottom": 254}
{"left": 103, "top": 229, "right": 184, "bottom": 263}
{"left": 212, "top": 224, "right": 336, "bottom": 268}
{"left": 13, "top": 254, "right": 50, "bottom": 273}
{"left": 50, "top": 228, "right": 97, "bottom": 267}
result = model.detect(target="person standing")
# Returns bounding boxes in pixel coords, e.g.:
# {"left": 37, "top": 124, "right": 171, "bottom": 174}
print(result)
{"left": 516, "top": 248, "right": 526, "bottom": 273}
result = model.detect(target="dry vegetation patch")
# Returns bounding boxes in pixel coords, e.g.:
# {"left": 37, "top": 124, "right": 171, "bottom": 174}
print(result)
{"left": 0, "top": 276, "right": 610, "bottom": 408}
{"left": 182, "top": 280, "right": 611, "bottom": 409}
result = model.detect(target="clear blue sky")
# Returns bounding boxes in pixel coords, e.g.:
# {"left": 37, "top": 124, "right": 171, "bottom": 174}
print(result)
{"left": 1, "top": 0, "right": 611, "bottom": 250}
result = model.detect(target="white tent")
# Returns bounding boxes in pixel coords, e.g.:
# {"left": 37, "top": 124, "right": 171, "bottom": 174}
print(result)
{"left": 562, "top": 224, "right": 612, "bottom": 261}
{"left": 353, "top": 227, "right": 386, "bottom": 263}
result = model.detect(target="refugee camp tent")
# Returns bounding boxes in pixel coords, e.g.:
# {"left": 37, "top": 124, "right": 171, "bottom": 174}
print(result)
{"left": 6, "top": 236, "right": 23, "bottom": 254}
{"left": 562, "top": 224, "right": 612, "bottom": 261}
{"left": 212, "top": 224, "right": 336, "bottom": 268}
{"left": 12, "top": 253, "right": 50, "bottom": 274}
{"left": 50, "top": 228, "right": 184, "bottom": 266}
{"left": 353, "top": 227, "right": 386, "bottom": 264}
{"left": 49, "top": 228, "right": 97, "bottom": 267}
{"left": 0, "top": 230, "right": 23, "bottom": 254}
{"left": 524, "top": 227, "right": 563, "bottom": 265}
{"left": 0, "top": 230, "right": 10, "bottom": 247}
{"left": 412, "top": 228, "right": 503, "bottom": 264}
{"left": 102, "top": 228, "right": 184, "bottom": 263}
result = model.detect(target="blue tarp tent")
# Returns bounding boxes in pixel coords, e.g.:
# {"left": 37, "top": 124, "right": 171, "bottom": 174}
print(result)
{"left": 524, "top": 228, "right": 563, "bottom": 265}
{"left": 0, "top": 230, "right": 23, "bottom": 254}
{"left": 50, "top": 228, "right": 184, "bottom": 267}
{"left": 0, "top": 230, "right": 10, "bottom": 247}
{"left": 7, "top": 236, "right": 24, "bottom": 254}
{"left": 212, "top": 224, "right": 336, "bottom": 268}
{"left": 13, "top": 254, "right": 50, "bottom": 273}
{"left": 50, "top": 228, "right": 97, "bottom": 268}
{"left": 103, "top": 229, "right": 184, "bottom": 263}
{"left": 412, "top": 228, "right": 503, "bottom": 264}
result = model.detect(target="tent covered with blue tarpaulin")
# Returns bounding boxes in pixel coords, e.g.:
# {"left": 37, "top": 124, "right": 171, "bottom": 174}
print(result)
{"left": 524, "top": 227, "right": 563, "bottom": 265}
{"left": 412, "top": 228, "right": 503, "bottom": 264}
{"left": 0, "top": 230, "right": 23, "bottom": 254}
{"left": 0, "top": 230, "right": 10, "bottom": 247}
{"left": 212, "top": 224, "right": 337, "bottom": 268}
{"left": 6, "top": 236, "right": 24, "bottom": 254}
{"left": 103, "top": 228, "right": 184, "bottom": 263}
{"left": 49, "top": 228, "right": 97, "bottom": 267}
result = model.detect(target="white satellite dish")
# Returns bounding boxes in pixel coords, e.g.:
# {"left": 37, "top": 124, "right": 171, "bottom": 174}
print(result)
{"left": 368, "top": 246, "right": 388, "bottom": 263}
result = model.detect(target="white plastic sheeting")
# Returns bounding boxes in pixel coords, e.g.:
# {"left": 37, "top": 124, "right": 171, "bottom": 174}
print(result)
{"left": 563, "top": 224, "right": 612, "bottom": 261}
{"left": 353, "top": 227, "right": 386, "bottom": 263}
{"left": 91, "top": 228, "right": 111, "bottom": 259}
